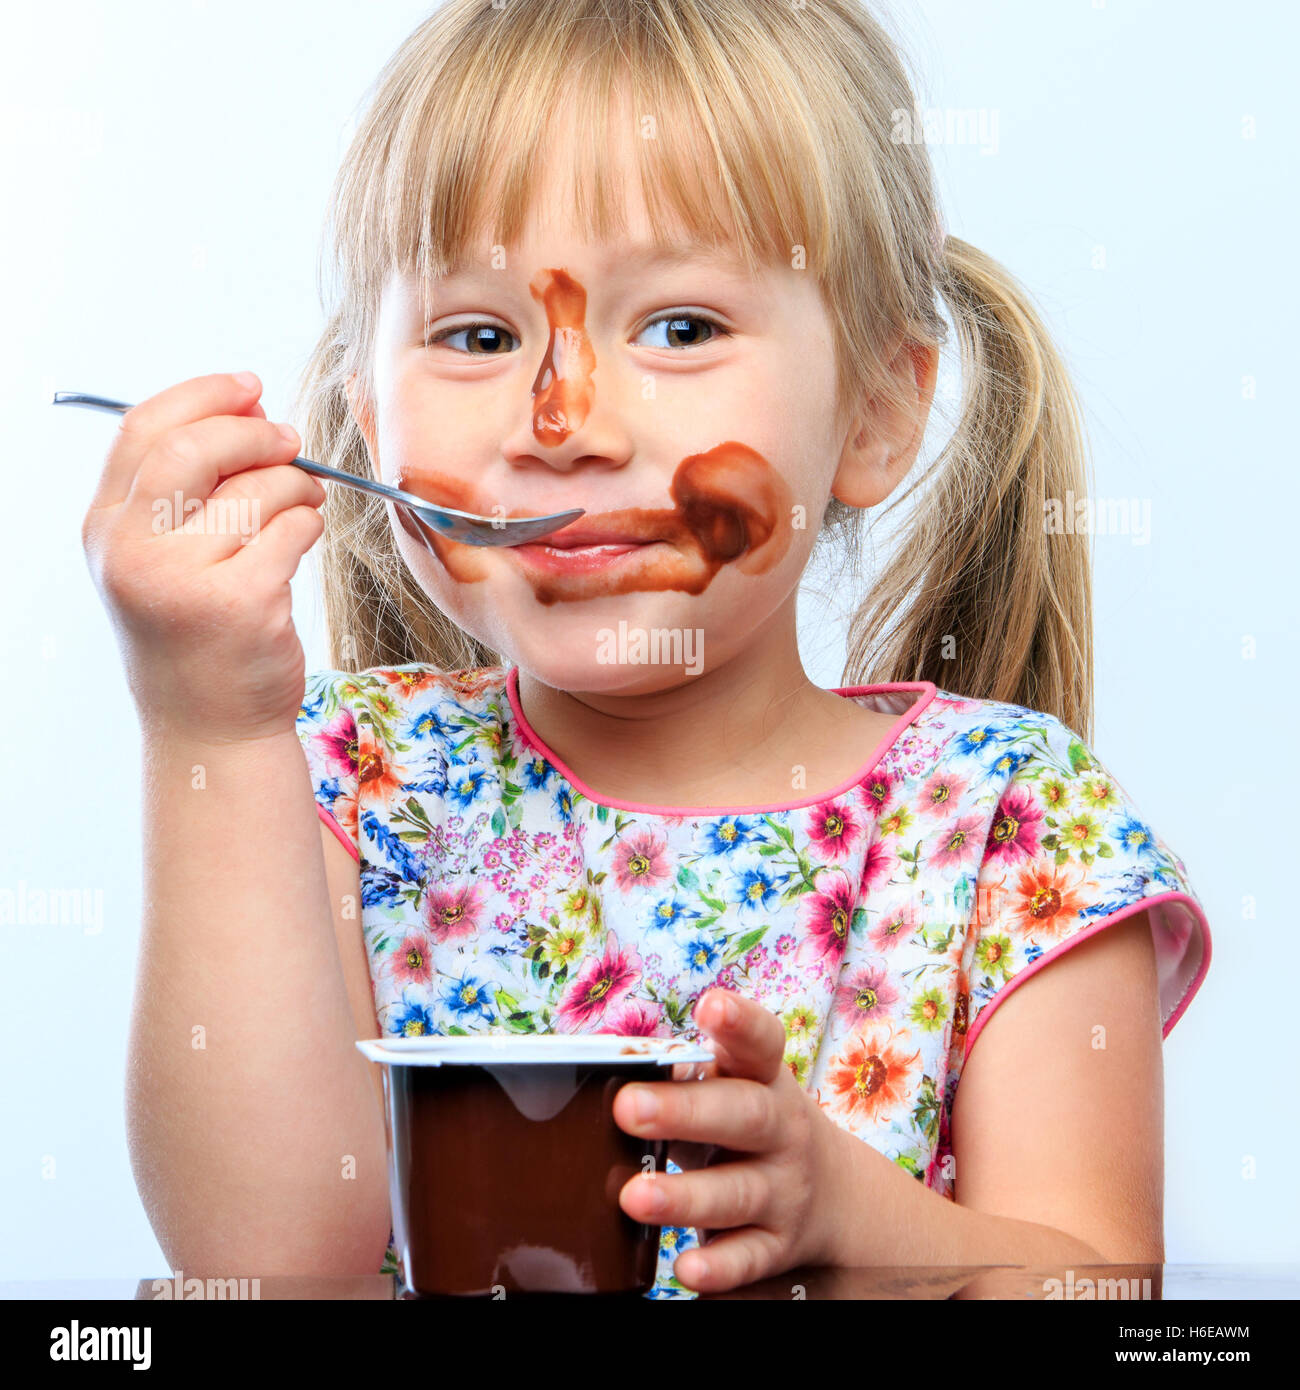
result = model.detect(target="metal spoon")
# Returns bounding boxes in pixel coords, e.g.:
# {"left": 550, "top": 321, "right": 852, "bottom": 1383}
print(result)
{"left": 52, "top": 391, "right": 585, "bottom": 547}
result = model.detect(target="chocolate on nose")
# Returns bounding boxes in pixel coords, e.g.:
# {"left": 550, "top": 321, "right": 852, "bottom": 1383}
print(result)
{"left": 529, "top": 267, "right": 597, "bottom": 446}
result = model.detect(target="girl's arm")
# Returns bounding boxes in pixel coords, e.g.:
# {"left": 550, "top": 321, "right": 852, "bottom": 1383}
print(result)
{"left": 948, "top": 908, "right": 1164, "bottom": 1261}
{"left": 125, "top": 724, "right": 392, "bottom": 1276}
{"left": 824, "top": 909, "right": 1163, "bottom": 1268}
{"left": 610, "top": 914, "right": 1163, "bottom": 1291}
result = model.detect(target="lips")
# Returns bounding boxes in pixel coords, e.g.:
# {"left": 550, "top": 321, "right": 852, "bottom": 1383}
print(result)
{"left": 525, "top": 521, "right": 662, "bottom": 549}
{"left": 509, "top": 534, "right": 664, "bottom": 578}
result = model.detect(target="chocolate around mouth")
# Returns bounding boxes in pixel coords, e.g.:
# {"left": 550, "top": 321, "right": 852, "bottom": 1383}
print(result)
{"left": 392, "top": 441, "right": 794, "bottom": 605}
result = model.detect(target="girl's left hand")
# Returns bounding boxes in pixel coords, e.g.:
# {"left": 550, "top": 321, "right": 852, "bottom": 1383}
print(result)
{"left": 613, "top": 987, "right": 848, "bottom": 1293}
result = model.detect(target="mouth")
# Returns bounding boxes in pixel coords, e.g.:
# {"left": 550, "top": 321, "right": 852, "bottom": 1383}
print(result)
{"left": 508, "top": 537, "right": 665, "bottom": 577}
{"left": 504, "top": 514, "right": 669, "bottom": 577}
{"left": 520, "top": 521, "right": 662, "bottom": 549}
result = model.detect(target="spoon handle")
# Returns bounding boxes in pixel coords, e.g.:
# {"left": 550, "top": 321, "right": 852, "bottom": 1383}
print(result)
{"left": 52, "top": 391, "right": 482, "bottom": 522}
{"left": 51, "top": 390, "right": 586, "bottom": 545}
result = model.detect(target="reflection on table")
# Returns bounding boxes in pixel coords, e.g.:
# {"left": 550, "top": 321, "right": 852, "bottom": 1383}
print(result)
{"left": 14, "top": 1263, "right": 1271, "bottom": 1301}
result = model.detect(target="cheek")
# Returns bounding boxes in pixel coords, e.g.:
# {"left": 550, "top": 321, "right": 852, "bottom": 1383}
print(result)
{"left": 372, "top": 366, "right": 477, "bottom": 482}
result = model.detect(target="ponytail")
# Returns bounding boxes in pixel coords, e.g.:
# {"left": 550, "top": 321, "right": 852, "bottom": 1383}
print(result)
{"left": 841, "top": 235, "right": 1095, "bottom": 740}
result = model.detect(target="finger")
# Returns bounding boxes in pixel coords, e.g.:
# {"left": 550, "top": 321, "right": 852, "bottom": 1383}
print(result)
{"left": 672, "top": 1225, "right": 786, "bottom": 1294}
{"left": 621, "top": 1156, "right": 771, "bottom": 1234}
{"left": 211, "top": 456, "right": 325, "bottom": 508}
{"left": 161, "top": 462, "right": 327, "bottom": 564}
{"left": 615, "top": 1075, "right": 780, "bottom": 1153}
{"left": 692, "top": 988, "right": 786, "bottom": 1082}
{"left": 224, "top": 500, "right": 325, "bottom": 586}
{"left": 88, "top": 371, "right": 265, "bottom": 511}
{"left": 127, "top": 414, "right": 302, "bottom": 521}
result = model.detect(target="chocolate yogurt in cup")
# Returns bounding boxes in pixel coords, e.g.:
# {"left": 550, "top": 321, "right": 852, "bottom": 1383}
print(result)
{"left": 355, "top": 1033, "right": 715, "bottom": 1297}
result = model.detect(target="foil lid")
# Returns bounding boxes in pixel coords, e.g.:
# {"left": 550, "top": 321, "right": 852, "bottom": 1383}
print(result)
{"left": 355, "top": 1033, "right": 715, "bottom": 1068}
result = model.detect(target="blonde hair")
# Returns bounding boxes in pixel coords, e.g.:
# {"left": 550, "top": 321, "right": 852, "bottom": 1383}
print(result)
{"left": 291, "top": 0, "right": 1096, "bottom": 739}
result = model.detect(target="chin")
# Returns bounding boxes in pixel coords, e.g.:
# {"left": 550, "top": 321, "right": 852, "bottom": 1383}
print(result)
{"left": 419, "top": 554, "right": 746, "bottom": 691}
{"left": 519, "top": 652, "right": 708, "bottom": 696}
{"left": 472, "top": 598, "right": 713, "bottom": 693}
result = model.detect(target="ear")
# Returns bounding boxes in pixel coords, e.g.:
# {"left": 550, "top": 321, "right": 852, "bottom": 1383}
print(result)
{"left": 344, "top": 371, "right": 380, "bottom": 480}
{"left": 831, "top": 338, "right": 939, "bottom": 509}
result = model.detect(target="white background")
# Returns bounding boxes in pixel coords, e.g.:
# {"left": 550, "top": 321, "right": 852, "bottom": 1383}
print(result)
{"left": 2, "top": 0, "right": 1295, "bottom": 1280}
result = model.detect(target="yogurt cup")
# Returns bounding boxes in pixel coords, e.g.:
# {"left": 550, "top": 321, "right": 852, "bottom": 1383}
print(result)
{"left": 356, "top": 1033, "right": 714, "bottom": 1296}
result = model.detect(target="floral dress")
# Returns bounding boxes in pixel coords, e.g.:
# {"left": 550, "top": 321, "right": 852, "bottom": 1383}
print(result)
{"left": 295, "top": 664, "right": 1212, "bottom": 1299}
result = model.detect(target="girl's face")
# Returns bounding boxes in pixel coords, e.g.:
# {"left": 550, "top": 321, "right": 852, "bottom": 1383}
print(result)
{"left": 349, "top": 141, "right": 878, "bottom": 694}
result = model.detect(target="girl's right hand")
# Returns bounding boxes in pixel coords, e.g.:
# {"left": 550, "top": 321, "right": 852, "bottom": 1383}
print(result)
{"left": 80, "top": 371, "right": 329, "bottom": 745}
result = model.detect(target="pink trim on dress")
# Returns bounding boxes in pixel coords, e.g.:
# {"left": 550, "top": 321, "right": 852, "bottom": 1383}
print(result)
{"left": 504, "top": 665, "right": 940, "bottom": 817}
{"left": 961, "top": 889, "right": 1213, "bottom": 1060}
{"left": 316, "top": 802, "right": 360, "bottom": 864}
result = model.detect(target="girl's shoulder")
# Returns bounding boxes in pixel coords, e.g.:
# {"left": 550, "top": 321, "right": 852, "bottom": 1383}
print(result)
{"left": 918, "top": 687, "right": 1211, "bottom": 1046}
{"left": 296, "top": 662, "right": 512, "bottom": 780}
{"left": 927, "top": 685, "right": 1055, "bottom": 729}
{"left": 294, "top": 664, "right": 514, "bottom": 857}
{"left": 300, "top": 663, "right": 511, "bottom": 727}
{"left": 919, "top": 687, "right": 1170, "bottom": 826}
{"left": 900, "top": 685, "right": 1080, "bottom": 772}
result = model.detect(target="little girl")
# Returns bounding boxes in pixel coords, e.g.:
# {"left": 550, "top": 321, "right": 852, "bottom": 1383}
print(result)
{"left": 84, "top": 0, "right": 1211, "bottom": 1301}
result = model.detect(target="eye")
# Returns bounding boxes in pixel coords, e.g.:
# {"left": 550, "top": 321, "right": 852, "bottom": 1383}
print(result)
{"left": 424, "top": 310, "right": 732, "bottom": 354}
{"left": 635, "top": 312, "right": 731, "bottom": 349}
{"left": 424, "top": 322, "right": 518, "bottom": 355}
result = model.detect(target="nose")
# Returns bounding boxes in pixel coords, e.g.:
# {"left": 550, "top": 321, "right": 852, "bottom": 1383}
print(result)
{"left": 496, "top": 263, "right": 638, "bottom": 476}
{"left": 500, "top": 353, "right": 635, "bottom": 475}
{"left": 503, "top": 422, "right": 634, "bottom": 474}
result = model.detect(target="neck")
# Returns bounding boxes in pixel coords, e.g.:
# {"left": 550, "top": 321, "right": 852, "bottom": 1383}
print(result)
{"left": 513, "top": 600, "right": 887, "bottom": 809}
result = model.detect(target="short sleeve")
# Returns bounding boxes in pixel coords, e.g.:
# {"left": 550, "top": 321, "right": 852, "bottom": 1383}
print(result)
{"left": 295, "top": 669, "right": 361, "bottom": 862}
{"left": 962, "top": 715, "right": 1211, "bottom": 1061}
